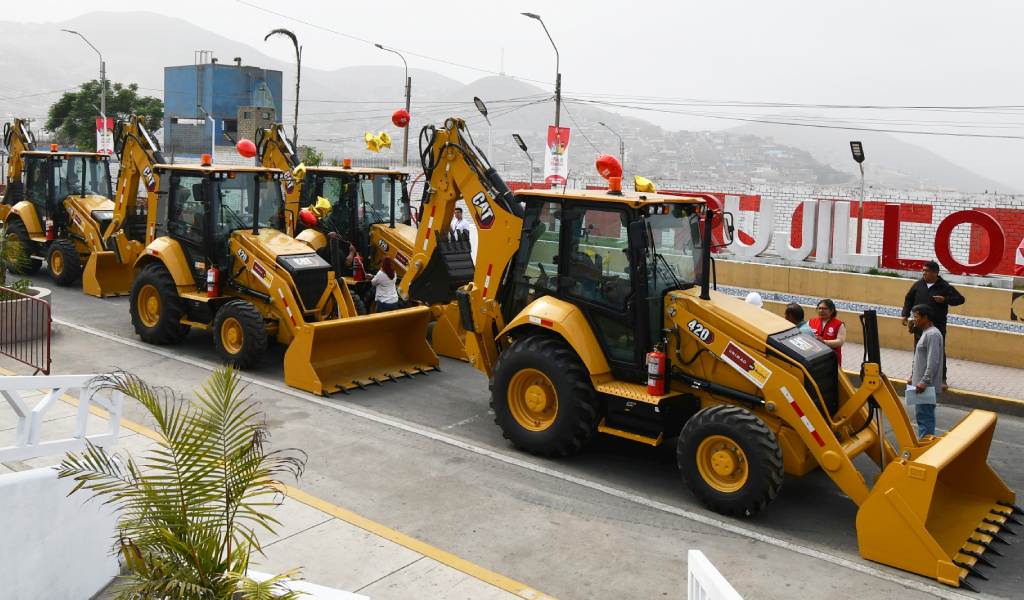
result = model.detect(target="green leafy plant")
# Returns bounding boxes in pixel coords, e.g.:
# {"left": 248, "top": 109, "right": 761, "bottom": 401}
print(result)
{"left": 58, "top": 368, "right": 307, "bottom": 599}
{"left": 46, "top": 80, "right": 163, "bottom": 151}
{"left": 0, "top": 222, "right": 30, "bottom": 291}
{"left": 299, "top": 145, "right": 323, "bottom": 167}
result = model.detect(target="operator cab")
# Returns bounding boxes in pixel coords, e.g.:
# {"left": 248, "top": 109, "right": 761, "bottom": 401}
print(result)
{"left": 15, "top": 151, "right": 112, "bottom": 229}
{"left": 297, "top": 167, "right": 411, "bottom": 260}
{"left": 503, "top": 189, "right": 706, "bottom": 382}
{"left": 156, "top": 164, "right": 285, "bottom": 285}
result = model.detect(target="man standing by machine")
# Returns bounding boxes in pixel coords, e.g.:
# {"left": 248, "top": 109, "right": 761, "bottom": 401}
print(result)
{"left": 900, "top": 260, "right": 964, "bottom": 388}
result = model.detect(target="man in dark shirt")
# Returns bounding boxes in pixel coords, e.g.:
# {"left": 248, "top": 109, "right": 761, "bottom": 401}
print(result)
{"left": 900, "top": 260, "right": 964, "bottom": 388}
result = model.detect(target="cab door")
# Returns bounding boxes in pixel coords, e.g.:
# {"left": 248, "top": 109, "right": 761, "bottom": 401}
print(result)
{"left": 166, "top": 173, "right": 210, "bottom": 284}
{"left": 559, "top": 203, "right": 648, "bottom": 380}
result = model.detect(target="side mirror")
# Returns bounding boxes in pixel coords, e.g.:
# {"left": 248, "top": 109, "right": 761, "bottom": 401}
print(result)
{"left": 711, "top": 212, "right": 735, "bottom": 249}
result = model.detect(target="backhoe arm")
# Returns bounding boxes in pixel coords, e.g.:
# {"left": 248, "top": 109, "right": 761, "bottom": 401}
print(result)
{"left": 105, "top": 115, "right": 164, "bottom": 248}
{"left": 256, "top": 123, "right": 301, "bottom": 235}
{"left": 3, "top": 118, "right": 36, "bottom": 188}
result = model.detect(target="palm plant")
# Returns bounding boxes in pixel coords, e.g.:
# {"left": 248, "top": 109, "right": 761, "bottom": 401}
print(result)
{"left": 58, "top": 367, "right": 307, "bottom": 600}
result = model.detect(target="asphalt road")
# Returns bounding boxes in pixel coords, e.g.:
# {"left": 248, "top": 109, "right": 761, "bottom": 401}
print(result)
{"left": 10, "top": 274, "right": 1024, "bottom": 600}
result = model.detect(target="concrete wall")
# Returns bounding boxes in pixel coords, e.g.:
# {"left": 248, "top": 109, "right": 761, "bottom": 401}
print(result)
{"left": 0, "top": 468, "right": 118, "bottom": 599}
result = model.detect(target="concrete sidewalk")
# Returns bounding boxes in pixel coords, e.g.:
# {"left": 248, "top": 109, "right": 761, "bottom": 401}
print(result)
{"left": 842, "top": 341, "right": 1024, "bottom": 413}
{"left": 0, "top": 385, "right": 553, "bottom": 600}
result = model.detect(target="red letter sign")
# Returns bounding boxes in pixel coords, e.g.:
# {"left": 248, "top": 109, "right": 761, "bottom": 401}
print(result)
{"left": 935, "top": 210, "right": 1005, "bottom": 275}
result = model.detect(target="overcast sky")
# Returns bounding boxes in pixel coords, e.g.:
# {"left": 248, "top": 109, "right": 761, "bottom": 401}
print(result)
{"left": 10, "top": 1, "right": 1024, "bottom": 189}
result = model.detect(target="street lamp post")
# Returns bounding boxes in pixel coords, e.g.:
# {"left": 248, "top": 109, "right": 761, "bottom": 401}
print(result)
{"left": 62, "top": 29, "right": 106, "bottom": 152}
{"left": 376, "top": 44, "right": 412, "bottom": 167}
{"left": 849, "top": 141, "right": 866, "bottom": 253}
{"left": 473, "top": 97, "right": 492, "bottom": 159}
{"left": 521, "top": 13, "right": 561, "bottom": 135}
{"left": 512, "top": 134, "right": 534, "bottom": 187}
{"left": 598, "top": 121, "right": 625, "bottom": 173}
{"left": 265, "top": 29, "right": 302, "bottom": 147}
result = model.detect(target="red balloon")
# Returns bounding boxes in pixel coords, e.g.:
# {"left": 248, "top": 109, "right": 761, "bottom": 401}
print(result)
{"left": 595, "top": 154, "right": 622, "bottom": 180}
{"left": 392, "top": 109, "right": 411, "bottom": 128}
{"left": 299, "top": 208, "right": 319, "bottom": 228}
{"left": 236, "top": 138, "right": 257, "bottom": 158}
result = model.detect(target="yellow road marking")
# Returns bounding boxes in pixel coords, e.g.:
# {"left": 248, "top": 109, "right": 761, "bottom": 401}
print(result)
{"left": 0, "top": 367, "right": 556, "bottom": 599}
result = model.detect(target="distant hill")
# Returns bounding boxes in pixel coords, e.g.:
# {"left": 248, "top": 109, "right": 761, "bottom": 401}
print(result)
{"left": 0, "top": 11, "right": 1007, "bottom": 192}
{"left": 730, "top": 121, "right": 1015, "bottom": 193}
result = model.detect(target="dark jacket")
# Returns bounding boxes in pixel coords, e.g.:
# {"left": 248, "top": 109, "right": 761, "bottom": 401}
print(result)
{"left": 901, "top": 276, "right": 965, "bottom": 325}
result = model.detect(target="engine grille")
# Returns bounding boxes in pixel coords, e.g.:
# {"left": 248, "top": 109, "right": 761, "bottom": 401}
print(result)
{"left": 276, "top": 253, "right": 331, "bottom": 312}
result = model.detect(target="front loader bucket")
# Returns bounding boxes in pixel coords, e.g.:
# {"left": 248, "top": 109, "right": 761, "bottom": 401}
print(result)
{"left": 856, "top": 410, "right": 1017, "bottom": 588}
{"left": 82, "top": 251, "right": 134, "bottom": 297}
{"left": 283, "top": 305, "right": 439, "bottom": 395}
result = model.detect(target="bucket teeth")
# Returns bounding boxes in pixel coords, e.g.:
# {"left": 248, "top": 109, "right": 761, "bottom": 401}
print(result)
{"left": 353, "top": 380, "right": 367, "bottom": 391}
{"left": 984, "top": 517, "right": 1016, "bottom": 534}
{"left": 961, "top": 549, "right": 995, "bottom": 568}
{"left": 997, "top": 501, "right": 1024, "bottom": 516}
{"left": 975, "top": 529, "right": 1010, "bottom": 546}
{"left": 387, "top": 373, "right": 398, "bottom": 383}
{"left": 334, "top": 385, "right": 350, "bottom": 395}
{"left": 415, "top": 367, "right": 429, "bottom": 376}
{"left": 969, "top": 538, "right": 1002, "bottom": 556}
{"left": 369, "top": 376, "right": 383, "bottom": 387}
{"left": 400, "top": 369, "right": 414, "bottom": 378}
{"left": 955, "top": 561, "right": 988, "bottom": 581}
{"left": 958, "top": 577, "right": 978, "bottom": 593}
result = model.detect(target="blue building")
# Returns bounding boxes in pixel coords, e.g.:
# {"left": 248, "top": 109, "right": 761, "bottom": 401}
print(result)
{"left": 163, "top": 57, "right": 283, "bottom": 158}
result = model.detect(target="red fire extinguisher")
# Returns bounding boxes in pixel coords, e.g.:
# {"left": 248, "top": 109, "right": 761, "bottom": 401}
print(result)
{"left": 647, "top": 344, "right": 667, "bottom": 396}
{"left": 45, "top": 218, "right": 55, "bottom": 241}
{"left": 206, "top": 266, "right": 220, "bottom": 298}
{"left": 352, "top": 254, "right": 366, "bottom": 282}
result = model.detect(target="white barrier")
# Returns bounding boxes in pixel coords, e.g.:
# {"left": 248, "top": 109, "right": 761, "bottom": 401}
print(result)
{"left": 688, "top": 549, "right": 744, "bottom": 600}
{"left": 0, "top": 374, "right": 123, "bottom": 599}
{"left": 0, "top": 374, "right": 122, "bottom": 462}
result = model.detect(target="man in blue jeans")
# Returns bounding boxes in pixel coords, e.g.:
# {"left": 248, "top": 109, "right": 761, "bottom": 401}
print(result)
{"left": 909, "top": 304, "right": 944, "bottom": 437}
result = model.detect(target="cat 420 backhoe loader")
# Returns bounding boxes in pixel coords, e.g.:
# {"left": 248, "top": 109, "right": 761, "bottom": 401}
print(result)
{"left": 0, "top": 118, "right": 116, "bottom": 288}
{"left": 256, "top": 123, "right": 469, "bottom": 359}
{"left": 401, "top": 116, "right": 1018, "bottom": 589}
{"left": 93, "top": 115, "right": 436, "bottom": 395}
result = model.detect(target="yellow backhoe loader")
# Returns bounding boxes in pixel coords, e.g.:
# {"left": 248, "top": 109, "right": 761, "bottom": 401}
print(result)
{"left": 256, "top": 123, "right": 469, "bottom": 359}
{"left": 94, "top": 116, "right": 436, "bottom": 394}
{"left": 0, "top": 118, "right": 116, "bottom": 288}
{"left": 401, "top": 116, "right": 1018, "bottom": 589}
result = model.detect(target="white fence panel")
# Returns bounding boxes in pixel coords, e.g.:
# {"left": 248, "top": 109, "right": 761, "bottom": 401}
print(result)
{"left": 0, "top": 374, "right": 122, "bottom": 462}
{"left": 688, "top": 549, "right": 743, "bottom": 600}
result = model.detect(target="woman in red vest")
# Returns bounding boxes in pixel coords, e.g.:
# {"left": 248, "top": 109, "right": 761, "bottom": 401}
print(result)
{"left": 809, "top": 298, "right": 846, "bottom": 364}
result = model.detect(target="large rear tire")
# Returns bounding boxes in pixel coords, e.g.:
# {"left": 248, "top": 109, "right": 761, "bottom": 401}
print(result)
{"left": 130, "top": 263, "right": 190, "bottom": 344}
{"left": 490, "top": 335, "right": 598, "bottom": 458}
{"left": 47, "top": 239, "right": 82, "bottom": 286}
{"left": 5, "top": 220, "right": 41, "bottom": 275}
{"left": 677, "top": 404, "right": 784, "bottom": 517}
{"left": 213, "top": 299, "right": 268, "bottom": 369}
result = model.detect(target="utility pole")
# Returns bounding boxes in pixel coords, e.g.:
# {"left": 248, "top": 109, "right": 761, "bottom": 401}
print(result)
{"left": 376, "top": 44, "right": 411, "bottom": 167}
{"left": 521, "top": 13, "right": 561, "bottom": 136}
{"left": 63, "top": 29, "right": 106, "bottom": 153}
{"left": 265, "top": 29, "right": 302, "bottom": 147}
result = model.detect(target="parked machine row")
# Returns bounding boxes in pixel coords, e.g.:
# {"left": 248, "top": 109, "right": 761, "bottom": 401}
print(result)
{"left": 2, "top": 114, "right": 1019, "bottom": 589}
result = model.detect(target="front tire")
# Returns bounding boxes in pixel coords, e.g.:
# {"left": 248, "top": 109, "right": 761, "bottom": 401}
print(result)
{"left": 47, "top": 239, "right": 82, "bottom": 286}
{"left": 213, "top": 299, "right": 268, "bottom": 368}
{"left": 677, "top": 405, "right": 784, "bottom": 517}
{"left": 130, "top": 263, "right": 190, "bottom": 344}
{"left": 5, "top": 220, "right": 41, "bottom": 275}
{"left": 490, "top": 335, "right": 598, "bottom": 458}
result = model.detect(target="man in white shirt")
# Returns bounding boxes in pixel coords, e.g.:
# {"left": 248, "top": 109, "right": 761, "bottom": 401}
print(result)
{"left": 451, "top": 207, "right": 471, "bottom": 241}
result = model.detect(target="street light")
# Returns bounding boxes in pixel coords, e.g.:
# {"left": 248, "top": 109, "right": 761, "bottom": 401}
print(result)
{"left": 598, "top": 121, "right": 624, "bottom": 173}
{"left": 376, "top": 44, "right": 412, "bottom": 167}
{"left": 849, "top": 141, "right": 866, "bottom": 253}
{"left": 62, "top": 29, "right": 106, "bottom": 152}
{"left": 473, "top": 96, "right": 492, "bottom": 159}
{"left": 521, "top": 13, "right": 561, "bottom": 135}
{"left": 512, "top": 133, "right": 534, "bottom": 187}
{"left": 265, "top": 28, "right": 302, "bottom": 147}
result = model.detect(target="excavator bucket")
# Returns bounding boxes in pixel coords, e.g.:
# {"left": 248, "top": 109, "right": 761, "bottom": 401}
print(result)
{"left": 283, "top": 305, "right": 439, "bottom": 395}
{"left": 856, "top": 410, "right": 1017, "bottom": 587}
{"left": 82, "top": 251, "right": 134, "bottom": 297}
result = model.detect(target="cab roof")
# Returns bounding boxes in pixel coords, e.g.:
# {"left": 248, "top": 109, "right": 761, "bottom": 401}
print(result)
{"left": 516, "top": 188, "right": 707, "bottom": 207}
{"left": 306, "top": 165, "right": 407, "bottom": 177}
{"left": 153, "top": 163, "right": 282, "bottom": 174}
{"left": 23, "top": 150, "right": 109, "bottom": 158}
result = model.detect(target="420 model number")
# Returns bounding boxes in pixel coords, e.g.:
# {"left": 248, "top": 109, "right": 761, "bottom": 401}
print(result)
{"left": 687, "top": 319, "right": 714, "bottom": 344}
